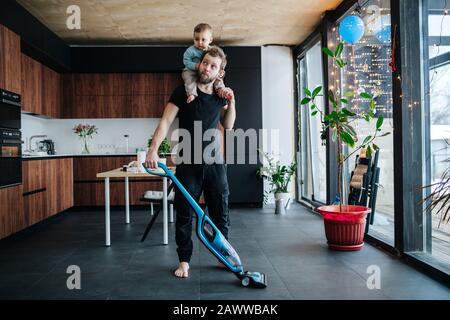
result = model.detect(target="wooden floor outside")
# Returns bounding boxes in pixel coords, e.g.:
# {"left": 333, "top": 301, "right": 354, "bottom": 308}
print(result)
{"left": 368, "top": 205, "right": 450, "bottom": 268}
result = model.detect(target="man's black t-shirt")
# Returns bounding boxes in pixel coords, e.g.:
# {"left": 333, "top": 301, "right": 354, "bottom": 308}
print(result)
{"left": 169, "top": 85, "right": 227, "bottom": 164}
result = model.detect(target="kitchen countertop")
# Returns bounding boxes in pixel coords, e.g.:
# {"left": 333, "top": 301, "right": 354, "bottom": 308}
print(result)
{"left": 22, "top": 153, "right": 140, "bottom": 160}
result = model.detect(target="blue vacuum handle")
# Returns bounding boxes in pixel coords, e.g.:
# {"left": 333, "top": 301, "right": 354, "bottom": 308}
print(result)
{"left": 142, "top": 162, "right": 205, "bottom": 219}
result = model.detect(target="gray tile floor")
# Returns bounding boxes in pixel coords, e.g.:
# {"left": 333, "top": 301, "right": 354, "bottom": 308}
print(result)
{"left": 0, "top": 203, "right": 449, "bottom": 300}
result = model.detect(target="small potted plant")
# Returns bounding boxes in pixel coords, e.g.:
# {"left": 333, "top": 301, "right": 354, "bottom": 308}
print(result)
{"left": 257, "top": 149, "right": 297, "bottom": 214}
{"left": 300, "top": 42, "right": 389, "bottom": 250}
{"left": 147, "top": 136, "right": 172, "bottom": 164}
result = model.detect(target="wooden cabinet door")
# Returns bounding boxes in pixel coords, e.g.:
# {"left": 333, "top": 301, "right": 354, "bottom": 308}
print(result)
{"left": 21, "top": 54, "right": 42, "bottom": 114}
{"left": 130, "top": 94, "right": 165, "bottom": 118}
{"left": 59, "top": 158, "right": 73, "bottom": 211}
{"left": 131, "top": 73, "right": 164, "bottom": 94}
{"left": 42, "top": 65, "right": 61, "bottom": 118}
{"left": 97, "top": 95, "right": 130, "bottom": 118}
{"left": 73, "top": 156, "right": 163, "bottom": 206}
{"left": 50, "top": 69, "right": 61, "bottom": 118}
{"left": 63, "top": 72, "right": 181, "bottom": 118}
{"left": 22, "top": 160, "right": 46, "bottom": 193}
{"left": 163, "top": 73, "right": 182, "bottom": 96}
{"left": 24, "top": 191, "right": 47, "bottom": 227}
{"left": 45, "top": 158, "right": 74, "bottom": 216}
{"left": 45, "top": 159, "right": 58, "bottom": 217}
{"left": 101, "top": 73, "right": 130, "bottom": 95}
{"left": 0, "top": 185, "right": 25, "bottom": 240}
{"left": 22, "top": 160, "right": 48, "bottom": 227}
{"left": 0, "top": 25, "right": 21, "bottom": 94}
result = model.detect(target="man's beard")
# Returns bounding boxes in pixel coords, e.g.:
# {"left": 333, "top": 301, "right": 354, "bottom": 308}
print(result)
{"left": 198, "top": 72, "right": 217, "bottom": 84}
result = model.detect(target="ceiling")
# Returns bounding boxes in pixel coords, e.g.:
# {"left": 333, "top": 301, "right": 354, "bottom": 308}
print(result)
{"left": 16, "top": 0, "right": 342, "bottom": 46}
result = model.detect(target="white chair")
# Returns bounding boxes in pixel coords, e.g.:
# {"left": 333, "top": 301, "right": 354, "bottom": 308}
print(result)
{"left": 140, "top": 182, "right": 175, "bottom": 242}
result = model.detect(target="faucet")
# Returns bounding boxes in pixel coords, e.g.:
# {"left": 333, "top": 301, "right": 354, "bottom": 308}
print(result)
{"left": 28, "top": 135, "right": 47, "bottom": 152}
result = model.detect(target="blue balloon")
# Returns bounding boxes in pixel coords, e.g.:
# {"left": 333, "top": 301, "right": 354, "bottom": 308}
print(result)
{"left": 376, "top": 25, "right": 391, "bottom": 43}
{"left": 339, "top": 15, "right": 365, "bottom": 44}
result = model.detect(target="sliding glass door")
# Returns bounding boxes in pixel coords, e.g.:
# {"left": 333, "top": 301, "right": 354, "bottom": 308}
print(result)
{"left": 297, "top": 41, "right": 327, "bottom": 204}
{"left": 422, "top": 0, "right": 450, "bottom": 271}
{"left": 328, "top": 0, "right": 395, "bottom": 245}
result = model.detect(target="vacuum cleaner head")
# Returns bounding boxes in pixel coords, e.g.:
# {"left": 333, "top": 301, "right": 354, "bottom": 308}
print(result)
{"left": 239, "top": 271, "right": 267, "bottom": 288}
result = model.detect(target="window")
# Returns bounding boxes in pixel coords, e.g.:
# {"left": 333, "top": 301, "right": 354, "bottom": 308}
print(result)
{"left": 329, "top": 0, "right": 395, "bottom": 245}
{"left": 297, "top": 40, "right": 327, "bottom": 204}
{"left": 423, "top": 0, "right": 450, "bottom": 270}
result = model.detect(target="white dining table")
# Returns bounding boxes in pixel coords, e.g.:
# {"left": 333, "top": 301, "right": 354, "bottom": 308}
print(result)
{"left": 96, "top": 167, "right": 175, "bottom": 246}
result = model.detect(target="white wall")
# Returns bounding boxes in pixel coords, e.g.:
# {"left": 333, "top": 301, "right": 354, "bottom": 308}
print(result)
{"left": 22, "top": 114, "right": 179, "bottom": 155}
{"left": 261, "top": 45, "right": 295, "bottom": 204}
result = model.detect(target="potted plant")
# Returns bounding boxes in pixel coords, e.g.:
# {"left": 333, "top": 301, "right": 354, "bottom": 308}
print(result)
{"left": 300, "top": 42, "right": 389, "bottom": 250}
{"left": 257, "top": 149, "right": 297, "bottom": 214}
{"left": 148, "top": 136, "right": 172, "bottom": 164}
{"left": 422, "top": 139, "right": 450, "bottom": 228}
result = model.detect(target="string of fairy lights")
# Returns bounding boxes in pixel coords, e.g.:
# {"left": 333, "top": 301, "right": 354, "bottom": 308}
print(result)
{"left": 328, "top": 0, "right": 449, "bottom": 122}
{"left": 328, "top": 3, "right": 393, "bottom": 124}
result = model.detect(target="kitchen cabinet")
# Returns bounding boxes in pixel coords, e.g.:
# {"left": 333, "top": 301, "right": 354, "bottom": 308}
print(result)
{"left": 73, "top": 156, "right": 163, "bottom": 206}
{"left": 45, "top": 158, "right": 73, "bottom": 216}
{"left": 21, "top": 54, "right": 61, "bottom": 118}
{"left": 63, "top": 72, "right": 182, "bottom": 118}
{"left": 21, "top": 53, "right": 43, "bottom": 114}
{"left": 131, "top": 73, "right": 165, "bottom": 94}
{"left": 23, "top": 191, "right": 47, "bottom": 227}
{"left": 130, "top": 94, "right": 165, "bottom": 118}
{"left": 22, "top": 159, "right": 46, "bottom": 193}
{"left": 0, "top": 185, "right": 25, "bottom": 240}
{"left": 67, "top": 73, "right": 131, "bottom": 96}
{"left": 22, "top": 160, "right": 47, "bottom": 226}
{"left": 21, "top": 158, "right": 73, "bottom": 229}
{"left": 0, "top": 24, "right": 21, "bottom": 94}
{"left": 42, "top": 64, "right": 62, "bottom": 118}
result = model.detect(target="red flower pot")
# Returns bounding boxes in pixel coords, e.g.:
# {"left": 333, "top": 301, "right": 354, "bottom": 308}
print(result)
{"left": 317, "top": 205, "right": 370, "bottom": 251}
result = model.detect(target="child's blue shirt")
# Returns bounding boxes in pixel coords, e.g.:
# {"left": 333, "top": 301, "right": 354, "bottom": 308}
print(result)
{"left": 183, "top": 45, "right": 205, "bottom": 71}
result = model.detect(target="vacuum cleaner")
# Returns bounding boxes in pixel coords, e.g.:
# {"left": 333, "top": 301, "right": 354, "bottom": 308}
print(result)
{"left": 143, "top": 162, "right": 267, "bottom": 289}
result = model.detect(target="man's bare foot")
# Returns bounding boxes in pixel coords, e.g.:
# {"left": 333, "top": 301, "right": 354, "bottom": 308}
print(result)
{"left": 217, "top": 261, "right": 228, "bottom": 269}
{"left": 187, "top": 95, "right": 196, "bottom": 103}
{"left": 174, "top": 262, "right": 189, "bottom": 278}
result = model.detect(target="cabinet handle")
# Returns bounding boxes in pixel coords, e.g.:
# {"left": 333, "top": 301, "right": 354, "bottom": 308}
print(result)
{"left": 23, "top": 187, "right": 46, "bottom": 196}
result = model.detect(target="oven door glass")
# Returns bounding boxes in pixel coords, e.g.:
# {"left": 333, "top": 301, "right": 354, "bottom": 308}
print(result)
{"left": 0, "top": 103, "right": 21, "bottom": 129}
{"left": 0, "top": 144, "right": 21, "bottom": 187}
{"left": 1, "top": 145, "right": 20, "bottom": 157}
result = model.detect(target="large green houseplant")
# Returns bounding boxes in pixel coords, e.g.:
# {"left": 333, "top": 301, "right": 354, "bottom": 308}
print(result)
{"left": 300, "top": 42, "right": 389, "bottom": 250}
{"left": 257, "top": 149, "right": 296, "bottom": 214}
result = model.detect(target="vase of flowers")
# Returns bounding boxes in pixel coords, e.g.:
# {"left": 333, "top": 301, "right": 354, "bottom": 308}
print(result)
{"left": 73, "top": 124, "right": 98, "bottom": 154}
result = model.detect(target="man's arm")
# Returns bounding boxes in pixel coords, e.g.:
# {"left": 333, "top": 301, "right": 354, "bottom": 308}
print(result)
{"left": 146, "top": 102, "right": 179, "bottom": 168}
{"left": 220, "top": 90, "right": 236, "bottom": 130}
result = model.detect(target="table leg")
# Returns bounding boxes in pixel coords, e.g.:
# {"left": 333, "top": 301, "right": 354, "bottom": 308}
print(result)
{"left": 125, "top": 176, "right": 130, "bottom": 224}
{"left": 105, "top": 177, "right": 111, "bottom": 246}
{"left": 163, "top": 176, "right": 168, "bottom": 245}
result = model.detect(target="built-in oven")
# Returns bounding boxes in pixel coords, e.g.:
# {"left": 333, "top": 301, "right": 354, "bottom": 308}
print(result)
{"left": 0, "top": 128, "right": 22, "bottom": 188}
{"left": 0, "top": 88, "right": 21, "bottom": 130}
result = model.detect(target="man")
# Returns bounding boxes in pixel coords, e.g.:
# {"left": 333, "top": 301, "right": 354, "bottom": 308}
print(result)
{"left": 146, "top": 46, "right": 236, "bottom": 278}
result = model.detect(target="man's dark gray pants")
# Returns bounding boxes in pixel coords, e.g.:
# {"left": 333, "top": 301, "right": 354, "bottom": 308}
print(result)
{"left": 173, "top": 163, "right": 230, "bottom": 263}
